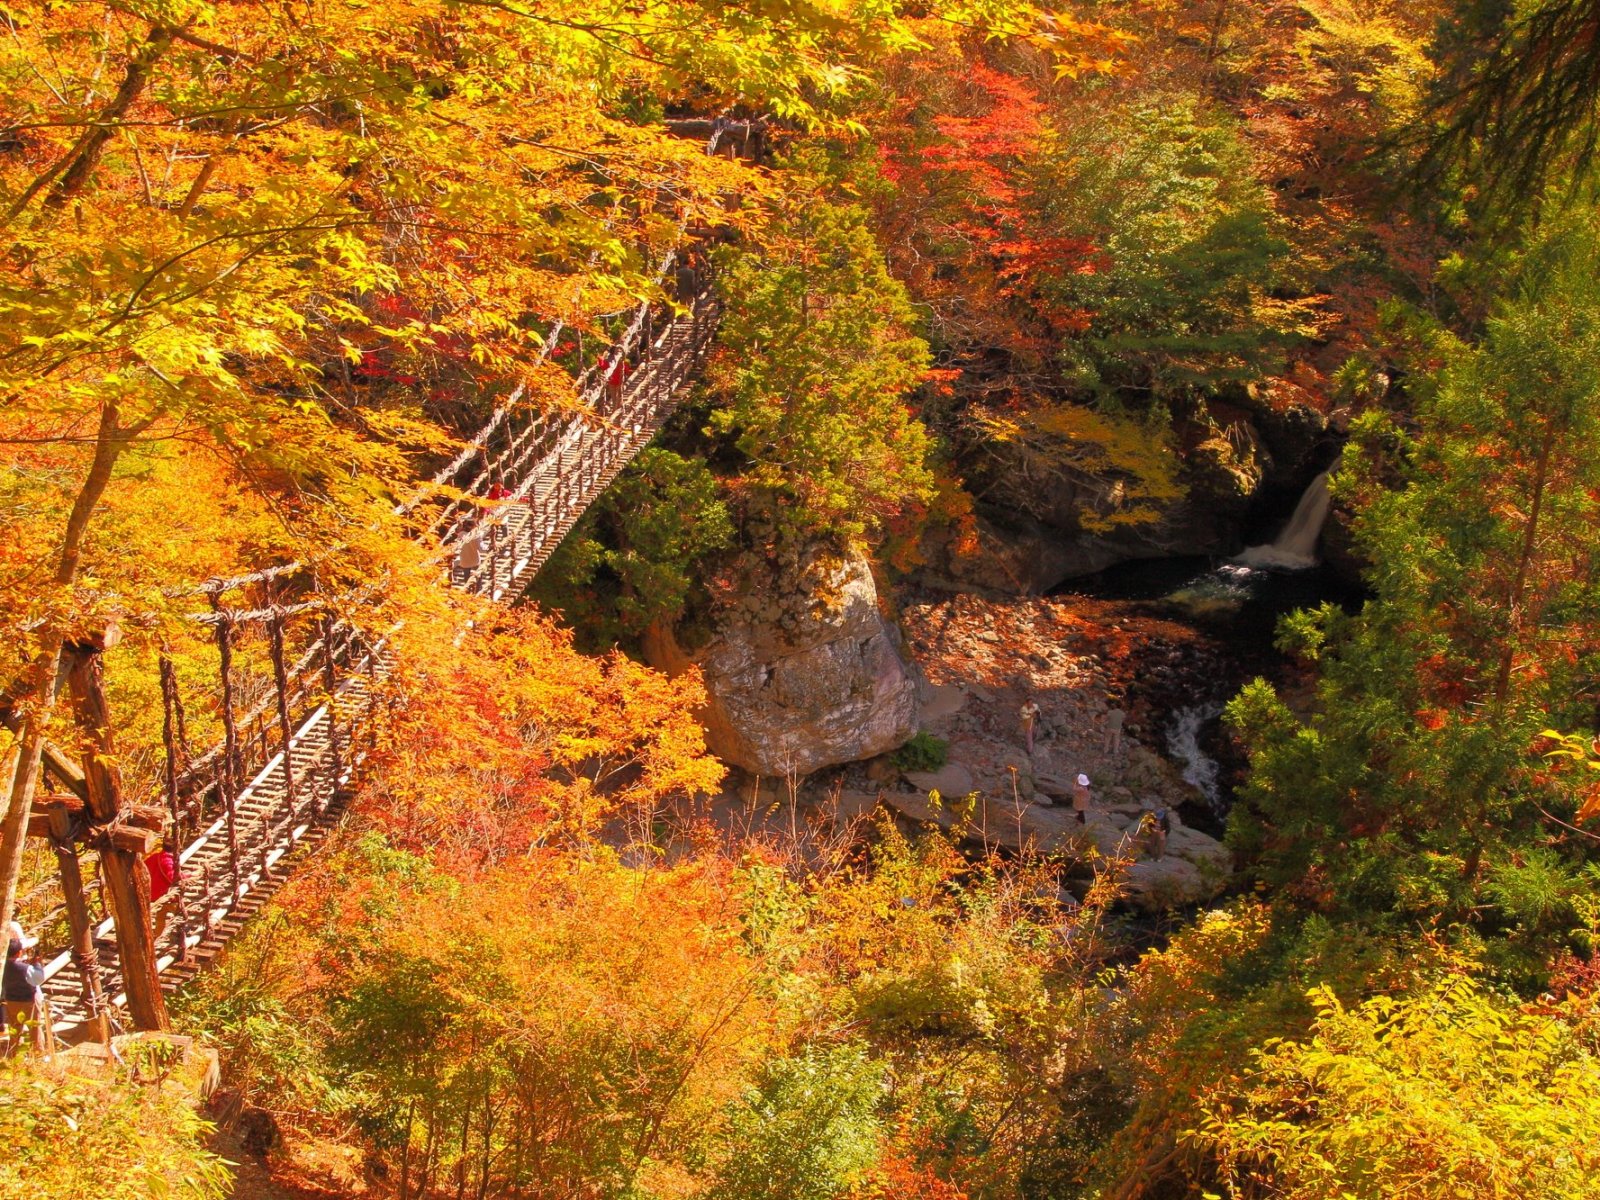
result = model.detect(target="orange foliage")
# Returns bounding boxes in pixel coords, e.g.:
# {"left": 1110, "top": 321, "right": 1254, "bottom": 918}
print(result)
{"left": 356, "top": 608, "right": 723, "bottom": 868}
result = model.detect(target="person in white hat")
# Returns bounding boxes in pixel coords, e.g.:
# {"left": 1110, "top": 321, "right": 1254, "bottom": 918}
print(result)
{"left": 3, "top": 921, "right": 45, "bottom": 1053}
{"left": 1071, "top": 774, "right": 1092, "bottom": 825}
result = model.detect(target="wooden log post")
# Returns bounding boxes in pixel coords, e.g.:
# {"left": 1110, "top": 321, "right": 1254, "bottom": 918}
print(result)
{"left": 62, "top": 634, "right": 169, "bottom": 1032}
{"left": 36, "top": 796, "right": 105, "bottom": 1029}
{"left": 489, "top": 518, "right": 501, "bottom": 599}
{"left": 212, "top": 611, "right": 243, "bottom": 896}
{"left": 318, "top": 612, "right": 341, "bottom": 815}
{"left": 366, "top": 639, "right": 380, "bottom": 756}
{"left": 266, "top": 611, "right": 299, "bottom": 819}
{"left": 158, "top": 655, "right": 193, "bottom": 964}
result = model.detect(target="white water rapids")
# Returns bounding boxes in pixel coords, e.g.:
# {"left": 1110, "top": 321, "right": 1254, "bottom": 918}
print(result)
{"left": 1167, "top": 700, "right": 1227, "bottom": 813}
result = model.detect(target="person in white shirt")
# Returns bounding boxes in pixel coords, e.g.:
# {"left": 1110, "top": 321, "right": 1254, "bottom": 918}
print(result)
{"left": 455, "top": 522, "right": 483, "bottom": 582}
{"left": 1019, "top": 697, "right": 1041, "bottom": 755}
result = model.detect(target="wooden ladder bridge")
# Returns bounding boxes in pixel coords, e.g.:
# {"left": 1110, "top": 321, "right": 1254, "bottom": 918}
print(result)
{"left": 19, "top": 275, "right": 722, "bottom": 1042}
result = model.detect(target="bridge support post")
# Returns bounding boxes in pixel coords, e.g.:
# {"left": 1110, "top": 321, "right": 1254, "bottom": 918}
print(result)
{"left": 41, "top": 799, "right": 105, "bottom": 1031}
{"left": 318, "top": 612, "right": 341, "bottom": 815}
{"left": 210, "top": 610, "right": 243, "bottom": 898}
{"left": 158, "top": 655, "right": 194, "bottom": 963}
{"left": 63, "top": 635, "right": 169, "bottom": 1033}
{"left": 490, "top": 519, "right": 501, "bottom": 599}
{"left": 266, "top": 611, "right": 299, "bottom": 819}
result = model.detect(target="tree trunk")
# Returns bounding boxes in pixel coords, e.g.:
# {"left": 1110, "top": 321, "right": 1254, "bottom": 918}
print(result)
{"left": 45, "top": 27, "right": 174, "bottom": 209}
{"left": 1493, "top": 422, "right": 1559, "bottom": 710}
{"left": 0, "top": 649, "right": 61, "bottom": 930}
{"left": 64, "top": 642, "right": 169, "bottom": 1031}
{"left": 0, "top": 401, "right": 133, "bottom": 930}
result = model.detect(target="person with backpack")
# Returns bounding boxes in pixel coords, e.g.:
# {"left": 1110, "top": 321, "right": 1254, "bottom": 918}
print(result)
{"left": 3, "top": 922, "right": 45, "bottom": 1053}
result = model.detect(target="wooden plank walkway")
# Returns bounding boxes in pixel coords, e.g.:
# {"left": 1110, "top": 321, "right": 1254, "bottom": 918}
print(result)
{"left": 38, "top": 284, "right": 722, "bottom": 1038}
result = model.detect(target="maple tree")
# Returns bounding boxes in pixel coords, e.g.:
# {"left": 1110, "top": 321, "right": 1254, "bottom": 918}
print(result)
{"left": 356, "top": 606, "right": 725, "bottom": 865}
{"left": 0, "top": 0, "right": 1069, "bottom": 924}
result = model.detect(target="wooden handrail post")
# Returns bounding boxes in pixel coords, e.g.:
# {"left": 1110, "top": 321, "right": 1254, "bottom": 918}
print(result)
{"left": 319, "top": 612, "right": 341, "bottom": 815}
{"left": 158, "top": 655, "right": 193, "bottom": 964}
{"left": 366, "top": 641, "right": 380, "bottom": 757}
{"left": 266, "top": 610, "right": 299, "bottom": 819}
{"left": 490, "top": 519, "right": 501, "bottom": 599}
{"left": 211, "top": 609, "right": 242, "bottom": 899}
{"left": 62, "top": 637, "right": 168, "bottom": 1032}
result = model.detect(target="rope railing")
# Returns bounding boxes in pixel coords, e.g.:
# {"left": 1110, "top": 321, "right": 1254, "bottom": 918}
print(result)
{"left": 32, "top": 279, "right": 722, "bottom": 1035}
{"left": 32, "top": 120, "right": 735, "bottom": 1033}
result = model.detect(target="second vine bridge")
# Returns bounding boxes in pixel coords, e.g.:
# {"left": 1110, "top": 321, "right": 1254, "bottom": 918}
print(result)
{"left": 24, "top": 268, "right": 722, "bottom": 1041}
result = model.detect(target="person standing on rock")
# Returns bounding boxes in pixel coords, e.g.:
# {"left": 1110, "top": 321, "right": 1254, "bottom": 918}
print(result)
{"left": 1072, "top": 773, "right": 1091, "bottom": 824}
{"left": 1149, "top": 806, "right": 1170, "bottom": 859}
{"left": 1019, "top": 697, "right": 1041, "bottom": 755}
{"left": 1103, "top": 704, "right": 1126, "bottom": 762}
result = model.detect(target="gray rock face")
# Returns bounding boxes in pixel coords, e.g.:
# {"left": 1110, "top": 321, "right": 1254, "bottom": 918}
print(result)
{"left": 903, "top": 762, "right": 976, "bottom": 797}
{"left": 872, "top": 789, "right": 1232, "bottom": 911}
{"left": 647, "top": 546, "right": 917, "bottom": 778}
{"left": 921, "top": 396, "right": 1332, "bottom": 595}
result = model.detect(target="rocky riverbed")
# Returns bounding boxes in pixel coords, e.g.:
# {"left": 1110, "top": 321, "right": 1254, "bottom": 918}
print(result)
{"left": 719, "top": 587, "right": 1288, "bottom": 911}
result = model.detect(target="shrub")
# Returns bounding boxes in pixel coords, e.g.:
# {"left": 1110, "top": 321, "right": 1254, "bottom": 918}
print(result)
{"left": 892, "top": 731, "right": 948, "bottom": 774}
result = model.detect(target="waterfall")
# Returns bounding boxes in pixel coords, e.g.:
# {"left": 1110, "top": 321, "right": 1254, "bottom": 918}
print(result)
{"left": 1167, "top": 701, "right": 1226, "bottom": 812}
{"left": 1237, "top": 471, "right": 1332, "bottom": 570}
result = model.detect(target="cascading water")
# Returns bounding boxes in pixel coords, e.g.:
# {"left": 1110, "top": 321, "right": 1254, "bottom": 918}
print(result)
{"left": 1167, "top": 700, "right": 1227, "bottom": 813}
{"left": 1236, "top": 471, "right": 1333, "bottom": 570}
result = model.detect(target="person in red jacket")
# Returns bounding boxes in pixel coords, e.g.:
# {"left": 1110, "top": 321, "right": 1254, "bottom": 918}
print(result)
{"left": 146, "top": 843, "right": 177, "bottom": 902}
{"left": 146, "top": 842, "right": 178, "bottom": 944}
{"left": 604, "top": 346, "right": 629, "bottom": 409}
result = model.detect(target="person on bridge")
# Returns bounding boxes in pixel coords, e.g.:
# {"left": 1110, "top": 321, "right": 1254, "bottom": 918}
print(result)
{"left": 3, "top": 922, "right": 45, "bottom": 1054}
{"left": 487, "top": 474, "right": 510, "bottom": 501}
{"left": 676, "top": 255, "right": 699, "bottom": 306}
{"left": 455, "top": 522, "right": 484, "bottom": 581}
{"left": 604, "top": 346, "right": 629, "bottom": 409}
{"left": 147, "top": 841, "right": 178, "bottom": 944}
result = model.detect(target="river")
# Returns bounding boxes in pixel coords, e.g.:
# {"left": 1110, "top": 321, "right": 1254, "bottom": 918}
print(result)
{"left": 1053, "top": 471, "right": 1359, "bottom": 824}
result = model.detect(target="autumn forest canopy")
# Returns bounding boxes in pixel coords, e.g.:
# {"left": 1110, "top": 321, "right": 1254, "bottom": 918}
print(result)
{"left": 6, "top": 0, "right": 1600, "bottom": 1197}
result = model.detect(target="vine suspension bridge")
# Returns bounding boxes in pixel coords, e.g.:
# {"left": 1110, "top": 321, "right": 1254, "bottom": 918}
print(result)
{"left": 10, "top": 262, "right": 724, "bottom": 1043}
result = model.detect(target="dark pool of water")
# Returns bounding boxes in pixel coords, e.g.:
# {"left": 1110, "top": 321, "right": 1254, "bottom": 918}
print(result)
{"left": 1057, "top": 555, "right": 1361, "bottom": 654}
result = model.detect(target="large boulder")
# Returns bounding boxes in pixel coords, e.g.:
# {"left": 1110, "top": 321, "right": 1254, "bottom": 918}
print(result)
{"left": 645, "top": 544, "right": 917, "bottom": 778}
